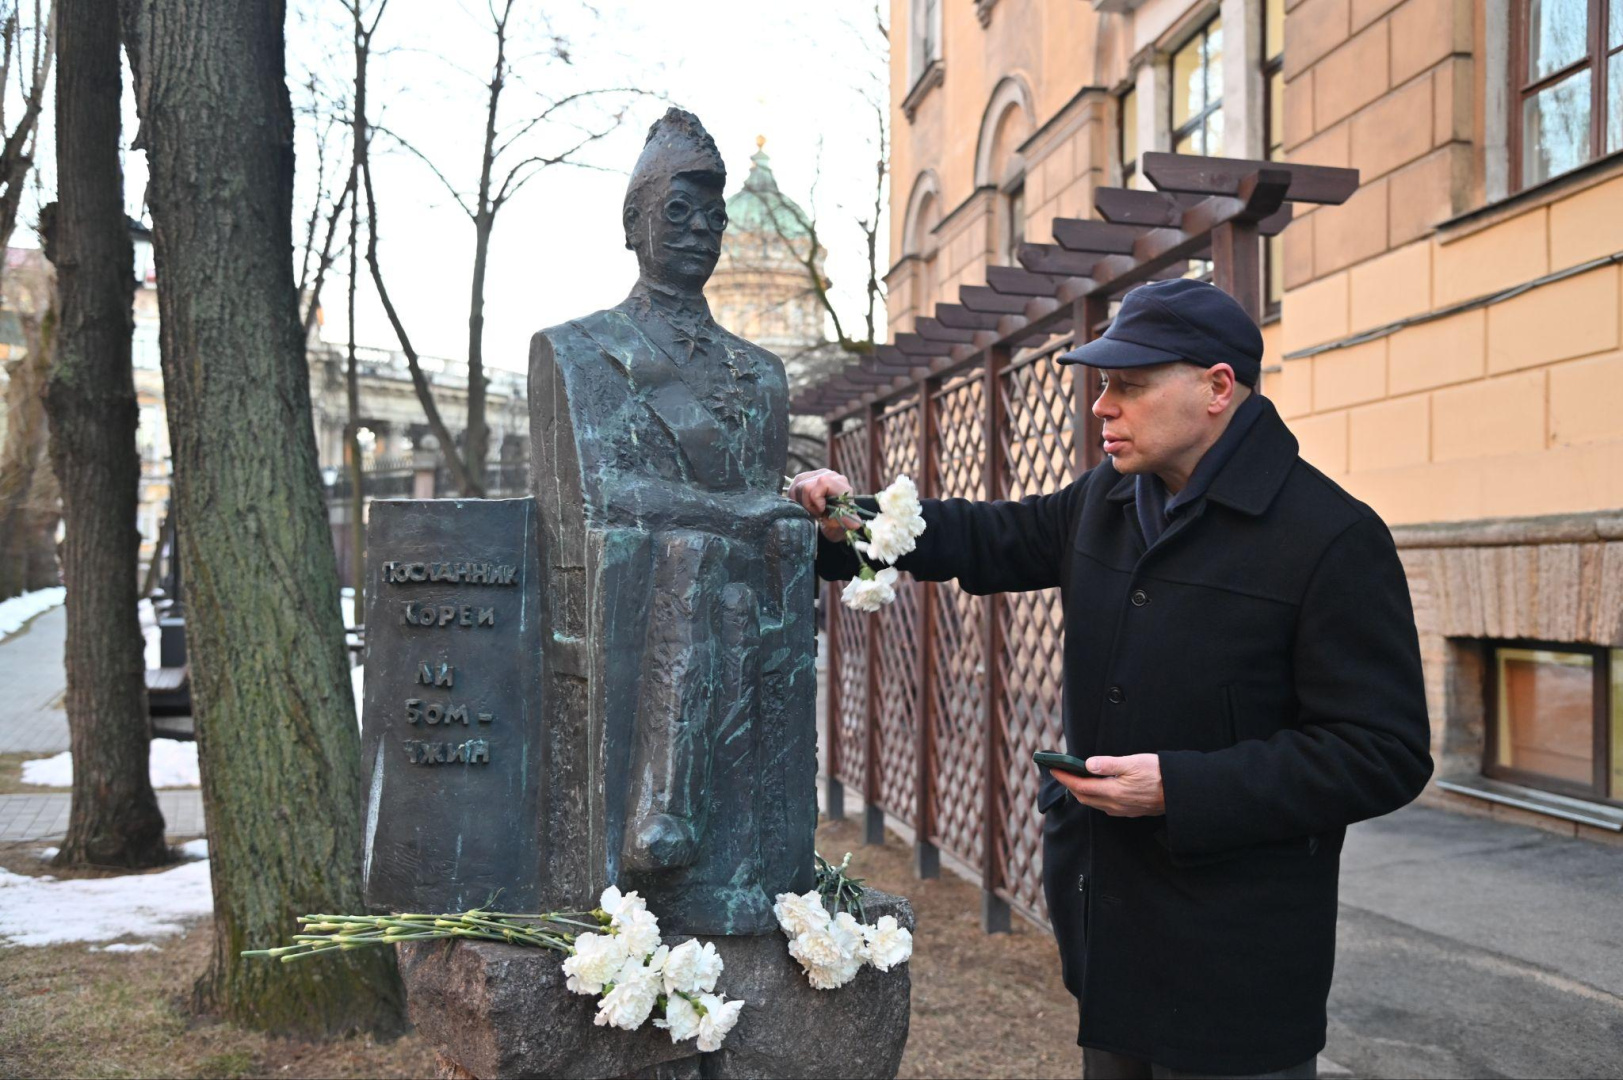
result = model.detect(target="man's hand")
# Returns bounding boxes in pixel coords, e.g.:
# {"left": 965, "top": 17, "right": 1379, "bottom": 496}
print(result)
{"left": 787, "top": 468, "right": 860, "bottom": 541}
{"left": 1055, "top": 754, "right": 1166, "bottom": 817}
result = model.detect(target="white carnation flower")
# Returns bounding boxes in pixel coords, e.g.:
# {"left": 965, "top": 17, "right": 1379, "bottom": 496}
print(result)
{"left": 861, "top": 915, "right": 913, "bottom": 972}
{"left": 788, "top": 926, "right": 862, "bottom": 990}
{"left": 599, "top": 885, "right": 646, "bottom": 920}
{"left": 831, "top": 911, "right": 869, "bottom": 963}
{"left": 876, "top": 475, "right": 922, "bottom": 520}
{"left": 856, "top": 513, "right": 916, "bottom": 564}
{"left": 663, "top": 938, "right": 724, "bottom": 996}
{"left": 593, "top": 957, "right": 661, "bottom": 1031}
{"left": 561, "top": 931, "right": 629, "bottom": 995}
{"left": 694, "top": 993, "right": 745, "bottom": 1052}
{"left": 615, "top": 907, "right": 663, "bottom": 959}
{"left": 841, "top": 567, "right": 899, "bottom": 612}
{"left": 654, "top": 992, "right": 701, "bottom": 1043}
{"left": 772, "top": 890, "right": 831, "bottom": 939}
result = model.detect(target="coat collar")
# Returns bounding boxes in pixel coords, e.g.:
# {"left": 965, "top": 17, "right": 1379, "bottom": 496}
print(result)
{"left": 1099, "top": 395, "right": 1298, "bottom": 517}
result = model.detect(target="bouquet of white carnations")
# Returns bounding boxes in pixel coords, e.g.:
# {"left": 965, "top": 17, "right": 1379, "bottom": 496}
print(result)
{"left": 822, "top": 475, "right": 928, "bottom": 612}
{"left": 772, "top": 852, "right": 913, "bottom": 990}
{"left": 243, "top": 886, "right": 744, "bottom": 1051}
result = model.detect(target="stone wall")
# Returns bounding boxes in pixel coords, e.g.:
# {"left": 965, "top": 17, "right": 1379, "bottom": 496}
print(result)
{"left": 1393, "top": 511, "right": 1623, "bottom": 843}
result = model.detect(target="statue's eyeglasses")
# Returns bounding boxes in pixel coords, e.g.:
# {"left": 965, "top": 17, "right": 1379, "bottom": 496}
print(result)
{"left": 665, "top": 198, "right": 728, "bottom": 232}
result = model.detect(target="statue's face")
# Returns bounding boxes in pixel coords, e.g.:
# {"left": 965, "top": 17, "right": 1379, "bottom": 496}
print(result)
{"left": 627, "top": 173, "right": 727, "bottom": 292}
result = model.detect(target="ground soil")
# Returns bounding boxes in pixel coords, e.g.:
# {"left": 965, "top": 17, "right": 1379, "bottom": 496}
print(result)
{"left": 817, "top": 816, "right": 1080, "bottom": 1080}
{"left": 0, "top": 817, "right": 1078, "bottom": 1078}
{"left": 0, "top": 751, "right": 60, "bottom": 795}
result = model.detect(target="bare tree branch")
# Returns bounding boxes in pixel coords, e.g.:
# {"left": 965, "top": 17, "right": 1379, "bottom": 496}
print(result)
{"left": 370, "top": 123, "right": 475, "bottom": 218}
{"left": 348, "top": 0, "right": 481, "bottom": 497}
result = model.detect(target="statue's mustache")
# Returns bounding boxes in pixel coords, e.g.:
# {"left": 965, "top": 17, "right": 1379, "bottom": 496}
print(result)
{"left": 663, "top": 239, "right": 719, "bottom": 257}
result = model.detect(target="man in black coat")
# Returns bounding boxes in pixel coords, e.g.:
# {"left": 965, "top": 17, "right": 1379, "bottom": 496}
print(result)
{"left": 790, "top": 279, "right": 1433, "bottom": 1079}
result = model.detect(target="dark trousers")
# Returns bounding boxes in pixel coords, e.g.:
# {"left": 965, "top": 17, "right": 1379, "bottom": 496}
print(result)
{"left": 1083, "top": 1047, "right": 1318, "bottom": 1079}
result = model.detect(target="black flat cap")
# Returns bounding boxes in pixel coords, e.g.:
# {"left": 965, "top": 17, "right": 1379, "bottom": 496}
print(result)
{"left": 1058, "top": 278, "right": 1263, "bottom": 386}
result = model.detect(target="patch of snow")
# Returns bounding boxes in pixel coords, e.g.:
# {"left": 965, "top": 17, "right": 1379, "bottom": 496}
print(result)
{"left": 21, "top": 739, "right": 200, "bottom": 789}
{"left": 148, "top": 740, "right": 199, "bottom": 787}
{"left": 177, "top": 839, "right": 208, "bottom": 860}
{"left": 352, "top": 664, "right": 366, "bottom": 725}
{"left": 0, "top": 859, "right": 214, "bottom": 947}
{"left": 0, "top": 586, "right": 65, "bottom": 639}
{"left": 138, "top": 597, "right": 162, "bottom": 669}
{"left": 340, "top": 587, "right": 358, "bottom": 630}
{"left": 38, "top": 847, "right": 58, "bottom": 860}
{"left": 90, "top": 942, "right": 159, "bottom": 953}
{"left": 20, "top": 753, "right": 69, "bottom": 787}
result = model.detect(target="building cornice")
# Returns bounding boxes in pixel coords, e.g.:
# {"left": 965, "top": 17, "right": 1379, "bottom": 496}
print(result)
{"left": 1016, "top": 85, "right": 1109, "bottom": 163}
{"left": 901, "top": 60, "right": 945, "bottom": 123}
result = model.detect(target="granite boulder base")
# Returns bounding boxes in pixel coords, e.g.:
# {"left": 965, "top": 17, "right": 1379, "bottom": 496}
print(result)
{"left": 398, "top": 889, "right": 914, "bottom": 1080}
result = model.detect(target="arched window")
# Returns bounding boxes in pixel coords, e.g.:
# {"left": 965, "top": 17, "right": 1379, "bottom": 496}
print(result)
{"left": 976, "top": 77, "right": 1036, "bottom": 266}
{"left": 902, "top": 171, "right": 942, "bottom": 315}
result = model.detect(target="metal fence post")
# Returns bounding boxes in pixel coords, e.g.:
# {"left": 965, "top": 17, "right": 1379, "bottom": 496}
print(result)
{"left": 823, "top": 418, "right": 845, "bottom": 821}
{"left": 981, "top": 346, "right": 1011, "bottom": 934}
{"left": 864, "top": 401, "right": 885, "bottom": 846}
{"left": 914, "top": 378, "right": 941, "bottom": 879}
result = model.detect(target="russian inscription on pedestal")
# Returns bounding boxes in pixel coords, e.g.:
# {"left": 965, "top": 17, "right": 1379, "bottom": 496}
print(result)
{"left": 360, "top": 498, "right": 544, "bottom": 913}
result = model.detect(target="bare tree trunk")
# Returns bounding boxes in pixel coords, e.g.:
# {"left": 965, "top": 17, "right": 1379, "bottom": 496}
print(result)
{"left": 0, "top": 0, "right": 56, "bottom": 259}
{"left": 0, "top": 314, "right": 59, "bottom": 600}
{"left": 345, "top": 151, "right": 363, "bottom": 615}
{"left": 462, "top": 13, "right": 507, "bottom": 491}
{"left": 44, "top": 0, "right": 167, "bottom": 870}
{"left": 464, "top": 210, "right": 489, "bottom": 486}
{"left": 348, "top": 0, "right": 480, "bottom": 496}
{"left": 118, "top": 0, "right": 403, "bottom": 1034}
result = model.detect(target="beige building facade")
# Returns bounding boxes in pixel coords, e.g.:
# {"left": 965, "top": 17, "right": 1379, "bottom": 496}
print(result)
{"left": 885, "top": 0, "right": 1623, "bottom": 832}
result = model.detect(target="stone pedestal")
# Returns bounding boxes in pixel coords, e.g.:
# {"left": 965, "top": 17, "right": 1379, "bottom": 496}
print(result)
{"left": 398, "top": 888, "right": 914, "bottom": 1080}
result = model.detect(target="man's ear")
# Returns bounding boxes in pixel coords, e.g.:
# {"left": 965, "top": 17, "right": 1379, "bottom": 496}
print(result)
{"left": 1207, "top": 364, "right": 1238, "bottom": 414}
{"left": 622, "top": 204, "right": 639, "bottom": 251}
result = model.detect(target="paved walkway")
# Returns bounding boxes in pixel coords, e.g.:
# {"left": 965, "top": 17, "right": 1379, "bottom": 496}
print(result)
{"left": 0, "top": 605, "right": 69, "bottom": 754}
{"left": 0, "top": 602, "right": 207, "bottom": 842}
{"left": 1328, "top": 804, "right": 1623, "bottom": 1077}
{"left": 0, "top": 788, "right": 206, "bottom": 842}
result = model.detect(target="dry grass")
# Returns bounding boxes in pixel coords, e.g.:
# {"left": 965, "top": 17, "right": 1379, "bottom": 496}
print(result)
{"left": 0, "top": 816, "right": 1074, "bottom": 1079}
{"left": 0, "top": 752, "right": 61, "bottom": 795}
{"left": 814, "top": 816, "right": 1081, "bottom": 1080}
{"left": 0, "top": 923, "right": 435, "bottom": 1079}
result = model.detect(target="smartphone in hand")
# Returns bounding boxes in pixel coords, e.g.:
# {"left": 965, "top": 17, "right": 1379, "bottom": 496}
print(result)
{"left": 1034, "top": 750, "right": 1099, "bottom": 778}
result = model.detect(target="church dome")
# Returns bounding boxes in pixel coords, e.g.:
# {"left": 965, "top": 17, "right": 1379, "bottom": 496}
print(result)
{"left": 725, "top": 139, "right": 811, "bottom": 240}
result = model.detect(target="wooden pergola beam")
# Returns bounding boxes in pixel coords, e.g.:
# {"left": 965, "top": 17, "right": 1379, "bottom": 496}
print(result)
{"left": 934, "top": 303, "right": 1003, "bottom": 330}
{"left": 985, "top": 265, "right": 1062, "bottom": 297}
{"left": 1018, "top": 243, "right": 1098, "bottom": 277}
{"left": 960, "top": 284, "right": 1028, "bottom": 315}
{"left": 1050, "top": 218, "right": 1145, "bottom": 255}
{"left": 915, "top": 317, "right": 978, "bottom": 344}
{"left": 1141, "top": 151, "right": 1358, "bottom": 205}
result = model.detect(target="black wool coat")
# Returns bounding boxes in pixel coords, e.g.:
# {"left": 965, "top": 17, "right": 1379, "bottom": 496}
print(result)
{"left": 816, "top": 397, "right": 1433, "bottom": 1075}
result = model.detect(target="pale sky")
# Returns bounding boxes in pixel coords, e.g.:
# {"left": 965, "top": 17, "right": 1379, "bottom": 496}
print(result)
{"left": 66, "top": 0, "right": 889, "bottom": 375}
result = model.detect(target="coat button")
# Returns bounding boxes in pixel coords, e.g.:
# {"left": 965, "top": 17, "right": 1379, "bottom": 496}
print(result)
{"left": 1107, "top": 685, "right": 1125, "bottom": 704}
{"left": 1130, "top": 589, "right": 1149, "bottom": 607}
{"left": 1078, "top": 873, "right": 1088, "bottom": 893}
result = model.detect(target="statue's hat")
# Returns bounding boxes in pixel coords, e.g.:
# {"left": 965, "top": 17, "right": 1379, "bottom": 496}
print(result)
{"left": 625, "top": 108, "right": 726, "bottom": 210}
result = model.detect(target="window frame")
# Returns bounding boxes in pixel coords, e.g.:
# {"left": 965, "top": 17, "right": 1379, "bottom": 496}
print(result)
{"left": 1003, "top": 179, "right": 1026, "bottom": 266}
{"left": 1262, "top": 0, "right": 1285, "bottom": 318}
{"left": 910, "top": 0, "right": 943, "bottom": 88}
{"left": 1118, "top": 86, "right": 1138, "bottom": 188}
{"left": 1482, "top": 638, "right": 1618, "bottom": 805}
{"left": 1509, "top": 0, "right": 1623, "bottom": 192}
{"left": 1170, "top": 17, "right": 1224, "bottom": 157}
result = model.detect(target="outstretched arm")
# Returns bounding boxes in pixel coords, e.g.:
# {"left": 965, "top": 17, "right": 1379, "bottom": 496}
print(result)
{"left": 789, "top": 468, "right": 1089, "bottom": 595}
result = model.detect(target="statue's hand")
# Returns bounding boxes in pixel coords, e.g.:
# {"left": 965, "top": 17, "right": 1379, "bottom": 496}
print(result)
{"left": 735, "top": 489, "right": 812, "bottom": 526}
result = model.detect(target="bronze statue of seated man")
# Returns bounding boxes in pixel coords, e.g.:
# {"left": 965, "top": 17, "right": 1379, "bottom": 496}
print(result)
{"left": 528, "top": 108, "right": 817, "bottom": 934}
